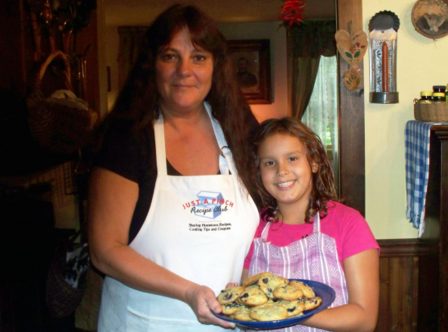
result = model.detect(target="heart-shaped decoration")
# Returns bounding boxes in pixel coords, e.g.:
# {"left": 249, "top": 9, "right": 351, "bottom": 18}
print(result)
{"left": 335, "top": 29, "right": 368, "bottom": 65}
{"left": 343, "top": 67, "right": 362, "bottom": 91}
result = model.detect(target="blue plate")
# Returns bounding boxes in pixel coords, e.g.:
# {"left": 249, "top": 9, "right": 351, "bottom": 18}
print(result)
{"left": 214, "top": 279, "right": 335, "bottom": 330}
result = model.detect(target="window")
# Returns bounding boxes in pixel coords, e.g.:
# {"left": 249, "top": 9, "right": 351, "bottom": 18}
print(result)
{"left": 301, "top": 55, "right": 339, "bottom": 185}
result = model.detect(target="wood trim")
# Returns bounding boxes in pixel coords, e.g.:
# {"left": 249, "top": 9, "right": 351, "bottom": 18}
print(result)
{"left": 378, "top": 238, "right": 438, "bottom": 257}
{"left": 376, "top": 238, "right": 439, "bottom": 331}
{"left": 336, "top": 0, "right": 365, "bottom": 215}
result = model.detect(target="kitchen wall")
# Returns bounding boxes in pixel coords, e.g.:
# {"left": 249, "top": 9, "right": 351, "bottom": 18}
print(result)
{"left": 363, "top": 1, "right": 448, "bottom": 239}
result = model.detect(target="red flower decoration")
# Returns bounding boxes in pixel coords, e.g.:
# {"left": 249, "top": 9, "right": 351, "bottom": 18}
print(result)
{"left": 280, "top": 0, "right": 306, "bottom": 27}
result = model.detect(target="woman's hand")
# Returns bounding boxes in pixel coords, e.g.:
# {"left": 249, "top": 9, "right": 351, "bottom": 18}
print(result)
{"left": 184, "top": 284, "right": 236, "bottom": 329}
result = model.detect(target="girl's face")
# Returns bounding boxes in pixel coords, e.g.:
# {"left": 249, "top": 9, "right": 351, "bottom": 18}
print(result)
{"left": 156, "top": 27, "right": 214, "bottom": 114}
{"left": 258, "top": 133, "right": 317, "bottom": 213}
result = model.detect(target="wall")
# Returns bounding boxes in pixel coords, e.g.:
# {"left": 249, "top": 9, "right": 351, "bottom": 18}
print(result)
{"left": 362, "top": 1, "right": 448, "bottom": 239}
{"left": 219, "top": 21, "right": 289, "bottom": 122}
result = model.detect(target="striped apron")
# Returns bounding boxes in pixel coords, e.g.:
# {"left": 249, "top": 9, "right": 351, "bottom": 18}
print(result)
{"left": 247, "top": 214, "right": 348, "bottom": 332}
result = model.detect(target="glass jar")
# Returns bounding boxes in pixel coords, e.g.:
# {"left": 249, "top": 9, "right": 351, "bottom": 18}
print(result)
{"left": 433, "top": 85, "right": 446, "bottom": 94}
{"left": 419, "top": 90, "right": 432, "bottom": 104}
{"left": 445, "top": 84, "right": 448, "bottom": 103}
{"left": 432, "top": 92, "right": 446, "bottom": 102}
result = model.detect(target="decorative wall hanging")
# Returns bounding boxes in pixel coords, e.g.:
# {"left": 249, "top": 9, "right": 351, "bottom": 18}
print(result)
{"left": 411, "top": 0, "right": 448, "bottom": 40}
{"left": 368, "top": 11, "right": 400, "bottom": 104}
{"left": 334, "top": 29, "right": 368, "bottom": 91}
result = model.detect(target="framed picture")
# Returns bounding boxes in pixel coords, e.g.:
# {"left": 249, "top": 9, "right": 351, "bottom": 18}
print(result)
{"left": 228, "top": 39, "right": 271, "bottom": 104}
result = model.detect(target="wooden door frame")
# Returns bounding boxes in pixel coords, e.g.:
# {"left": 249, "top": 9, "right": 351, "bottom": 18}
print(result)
{"left": 337, "top": 0, "right": 365, "bottom": 215}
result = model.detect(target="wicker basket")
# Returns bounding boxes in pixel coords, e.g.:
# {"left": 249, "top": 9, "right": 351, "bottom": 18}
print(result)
{"left": 26, "top": 51, "right": 97, "bottom": 156}
{"left": 414, "top": 102, "right": 448, "bottom": 122}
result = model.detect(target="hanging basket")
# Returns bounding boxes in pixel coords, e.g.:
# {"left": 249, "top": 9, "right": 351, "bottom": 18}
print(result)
{"left": 26, "top": 51, "right": 97, "bottom": 156}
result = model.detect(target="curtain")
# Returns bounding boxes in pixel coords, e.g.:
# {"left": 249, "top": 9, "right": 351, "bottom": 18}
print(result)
{"left": 117, "top": 26, "right": 147, "bottom": 89}
{"left": 301, "top": 56, "right": 338, "bottom": 180}
{"left": 287, "top": 20, "right": 336, "bottom": 119}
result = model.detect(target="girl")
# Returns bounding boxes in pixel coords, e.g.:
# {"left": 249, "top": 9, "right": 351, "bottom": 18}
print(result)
{"left": 243, "top": 117, "right": 379, "bottom": 331}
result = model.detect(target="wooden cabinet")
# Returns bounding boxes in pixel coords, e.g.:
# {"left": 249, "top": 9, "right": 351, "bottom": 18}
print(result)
{"left": 374, "top": 124, "right": 448, "bottom": 332}
{"left": 421, "top": 125, "right": 448, "bottom": 331}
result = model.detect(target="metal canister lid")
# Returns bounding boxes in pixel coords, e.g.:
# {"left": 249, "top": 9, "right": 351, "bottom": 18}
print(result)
{"left": 420, "top": 90, "right": 432, "bottom": 97}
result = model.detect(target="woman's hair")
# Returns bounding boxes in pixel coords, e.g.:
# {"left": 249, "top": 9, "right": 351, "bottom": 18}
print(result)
{"left": 100, "top": 3, "right": 256, "bottom": 193}
{"left": 251, "top": 117, "right": 338, "bottom": 222}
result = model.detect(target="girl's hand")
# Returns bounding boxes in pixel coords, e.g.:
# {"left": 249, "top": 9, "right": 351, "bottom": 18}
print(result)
{"left": 184, "top": 284, "right": 236, "bottom": 329}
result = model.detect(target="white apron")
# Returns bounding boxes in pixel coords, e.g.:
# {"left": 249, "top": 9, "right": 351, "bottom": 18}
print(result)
{"left": 98, "top": 104, "right": 259, "bottom": 331}
{"left": 247, "top": 214, "right": 348, "bottom": 332}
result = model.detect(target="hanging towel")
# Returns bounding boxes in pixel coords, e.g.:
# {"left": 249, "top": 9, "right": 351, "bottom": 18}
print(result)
{"left": 405, "top": 120, "right": 435, "bottom": 237}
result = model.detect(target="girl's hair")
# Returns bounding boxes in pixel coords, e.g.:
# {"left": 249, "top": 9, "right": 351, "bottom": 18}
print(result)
{"left": 251, "top": 117, "right": 338, "bottom": 222}
{"left": 97, "top": 4, "right": 256, "bottom": 193}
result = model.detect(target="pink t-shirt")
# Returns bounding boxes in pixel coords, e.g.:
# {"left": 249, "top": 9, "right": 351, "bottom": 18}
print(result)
{"left": 244, "top": 201, "right": 380, "bottom": 268}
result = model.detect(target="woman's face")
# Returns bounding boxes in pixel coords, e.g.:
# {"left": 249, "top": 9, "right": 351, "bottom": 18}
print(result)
{"left": 258, "top": 133, "right": 317, "bottom": 212}
{"left": 155, "top": 27, "right": 214, "bottom": 114}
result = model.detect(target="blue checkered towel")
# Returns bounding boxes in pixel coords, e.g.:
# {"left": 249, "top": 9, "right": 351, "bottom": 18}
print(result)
{"left": 405, "top": 120, "right": 435, "bottom": 236}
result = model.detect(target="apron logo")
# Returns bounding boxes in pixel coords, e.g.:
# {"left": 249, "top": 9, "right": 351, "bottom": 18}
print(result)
{"left": 182, "top": 191, "right": 234, "bottom": 219}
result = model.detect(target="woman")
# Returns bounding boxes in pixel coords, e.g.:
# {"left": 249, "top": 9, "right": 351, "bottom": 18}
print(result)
{"left": 88, "top": 4, "right": 260, "bottom": 331}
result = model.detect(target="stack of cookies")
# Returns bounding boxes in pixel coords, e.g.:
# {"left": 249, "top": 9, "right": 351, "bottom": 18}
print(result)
{"left": 217, "top": 272, "right": 322, "bottom": 322}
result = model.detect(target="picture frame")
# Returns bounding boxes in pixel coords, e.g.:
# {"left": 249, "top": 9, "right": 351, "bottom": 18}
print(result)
{"left": 227, "top": 39, "right": 271, "bottom": 104}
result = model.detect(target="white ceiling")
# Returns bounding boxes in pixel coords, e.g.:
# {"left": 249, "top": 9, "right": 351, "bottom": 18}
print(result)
{"left": 104, "top": 0, "right": 336, "bottom": 26}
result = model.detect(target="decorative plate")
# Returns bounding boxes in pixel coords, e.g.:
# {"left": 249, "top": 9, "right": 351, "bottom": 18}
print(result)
{"left": 214, "top": 279, "right": 335, "bottom": 330}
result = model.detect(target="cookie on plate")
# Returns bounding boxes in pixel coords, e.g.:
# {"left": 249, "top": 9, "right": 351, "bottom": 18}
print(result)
{"left": 217, "top": 285, "right": 245, "bottom": 305}
{"left": 277, "top": 300, "right": 305, "bottom": 317}
{"left": 243, "top": 272, "right": 274, "bottom": 287}
{"left": 221, "top": 301, "right": 245, "bottom": 316}
{"left": 258, "top": 274, "right": 288, "bottom": 298}
{"left": 301, "top": 296, "right": 322, "bottom": 311}
{"left": 273, "top": 284, "right": 303, "bottom": 301}
{"left": 289, "top": 280, "right": 316, "bottom": 298}
{"left": 231, "top": 306, "right": 254, "bottom": 321}
{"left": 249, "top": 303, "right": 289, "bottom": 321}
{"left": 239, "top": 285, "right": 269, "bottom": 307}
